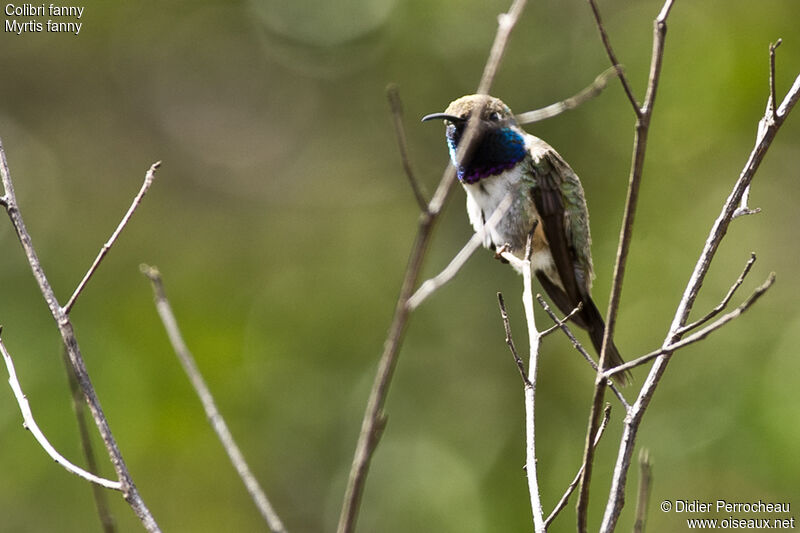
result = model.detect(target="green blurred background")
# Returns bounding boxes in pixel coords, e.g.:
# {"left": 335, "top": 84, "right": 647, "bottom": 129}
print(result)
{"left": 1, "top": 0, "right": 798, "bottom": 531}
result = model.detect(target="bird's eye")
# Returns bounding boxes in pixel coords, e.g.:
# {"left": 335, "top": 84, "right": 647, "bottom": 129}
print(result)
{"left": 488, "top": 111, "right": 500, "bottom": 121}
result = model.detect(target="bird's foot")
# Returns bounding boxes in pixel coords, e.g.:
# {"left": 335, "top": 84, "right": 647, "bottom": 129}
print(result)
{"left": 494, "top": 243, "right": 513, "bottom": 262}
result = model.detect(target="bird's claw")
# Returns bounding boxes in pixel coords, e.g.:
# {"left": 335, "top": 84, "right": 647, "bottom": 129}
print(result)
{"left": 494, "top": 243, "right": 512, "bottom": 260}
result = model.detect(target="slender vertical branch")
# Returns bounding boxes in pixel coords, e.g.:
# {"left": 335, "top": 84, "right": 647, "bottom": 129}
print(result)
{"left": 62, "top": 349, "right": 117, "bottom": 533}
{"left": 632, "top": 449, "right": 652, "bottom": 533}
{"left": 500, "top": 234, "right": 545, "bottom": 532}
{"left": 336, "top": 2, "right": 527, "bottom": 531}
{"left": 0, "top": 139, "right": 161, "bottom": 532}
{"left": 141, "top": 265, "right": 288, "bottom": 533}
{"left": 576, "top": 3, "right": 674, "bottom": 529}
{"left": 544, "top": 404, "right": 611, "bottom": 528}
{"left": 769, "top": 39, "right": 782, "bottom": 122}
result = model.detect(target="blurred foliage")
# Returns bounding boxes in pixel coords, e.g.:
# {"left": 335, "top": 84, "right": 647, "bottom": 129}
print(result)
{"left": 1, "top": 0, "right": 799, "bottom": 531}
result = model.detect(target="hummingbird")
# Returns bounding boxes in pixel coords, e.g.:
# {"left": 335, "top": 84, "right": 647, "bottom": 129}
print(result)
{"left": 423, "top": 94, "right": 630, "bottom": 385}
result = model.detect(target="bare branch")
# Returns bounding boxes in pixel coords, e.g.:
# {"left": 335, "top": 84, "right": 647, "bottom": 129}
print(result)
{"left": 677, "top": 252, "right": 756, "bottom": 335}
{"left": 732, "top": 186, "right": 761, "bottom": 218}
{"left": 0, "top": 139, "right": 161, "bottom": 531}
{"left": 599, "top": 57, "right": 800, "bottom": 533}
{"left": 512, "top": 233, "right": 546, "bottom": 532}
{"left": 769, "top": 39, "right": 783, "bottom": 122}
{"left": 632, "top": 449, "right": 653, "bottom": 533}
{"left": 476, "top": 0, "right": 527, "bottom": 96}
{"left": 586, "top": 0, "right": 642, "bottom": 114}
{"left": 540, "top": 302, "right": 583, "bottom": 338}
{"left": 516, "top": 67, "right": 619, "bottom": 124}
{"left": 386, "top": 85, "right": 428, "bottom": 211}
{"left": 604, "top": 274, "right": 776, "bottom": 379}
{"left": 536, "top": 296, "right": 629, "bottom": 410}
{"left": 141, "top": 265, "right": 288, "bottom": 533}
{"left": 64, "top": 161, "right": 160, "bottom": 314}
{"left": 407, "top": 193, "right": 512, "bottom": 310}
{"left": 544, "top": 404, "right": 612, "bottom": 528}
{"left": 577, "top": 2, "right": 675, "bottom": 529}
{"left": 497, "top": 293, "right": 531, "bottom": 387}
{"left": 0, "top": 333, "right": 121, "bottom": 490}
{"left": 62, "top": 349, "right": 118, "bottom": 533}
{"left": 337, "top": 3, "right": 528, "bottom": 531}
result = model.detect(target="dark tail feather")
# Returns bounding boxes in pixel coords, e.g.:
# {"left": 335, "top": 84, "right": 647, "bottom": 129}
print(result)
{"left": 582, "top": 297, "right": 631, "bottom": 386}
{"left": 535, "top": 271, "right": 631, "bottom": 384}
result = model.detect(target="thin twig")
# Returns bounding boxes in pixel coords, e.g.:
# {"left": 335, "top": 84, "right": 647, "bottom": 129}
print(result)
{"left": 676, "top": 253, "right": 756, "bottom": 335}
{"left": 769, "top": 39, "right": 782, "bottom": 122}
{"left": 497, "top": 293, "right": 531, "bottom": 387}
{"left": 0, "top": 139, "right": 161, "bottom": 532}
{"left": 734, "top": 39, "right": 783, "bottom": 219}
{"left": 64, "top": 162, "right": 160, "bottom": 314}
{"left": 586, "top": 0, "right": 642, "bottom": 114}
{"left": 337, "top": 3, "right": 527, "bottom": 531}
{"left": 536, "top": 296, "right": 629, "bottom": 410}
{"left": 516, "top": 67, "right": 620, "bottom": 124}
{"left": 632, "top": 449, "right": 652, "bottom": 533}
{"left": 407, "top": 193, "right": 512, "bottom": 310}
{"left": 604, "top": 274, "right": 775, "bottom": 379}
{"left": 62, "top": 348, "right": 117, "bottom": 533}
{"left": 540, "top": 302, "right": 583, "bottom": 338}
{"left": 476, "top": 0, "right": 528, "bottom": 96}
{"left": 141, "top": 265, "right": 288, "bottom": 533}
{"left": 387, "top": 85, "right": 428, "bottom": 211}
{"left": 0, "top": 333, "right": 121, "bottom": 490}
{"left": 599, "top": 54, "right": 800, "bottom": 533}
{"left": 576, "top": 3, "right": 674, "bottom": 529}
{"left": 544, "top": 404, "right": 612, "bottom": 528}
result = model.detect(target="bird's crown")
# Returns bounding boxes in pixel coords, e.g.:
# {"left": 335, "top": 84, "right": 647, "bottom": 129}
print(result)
{"left": 441, "top": 94, "right": 518, "bottom": 127}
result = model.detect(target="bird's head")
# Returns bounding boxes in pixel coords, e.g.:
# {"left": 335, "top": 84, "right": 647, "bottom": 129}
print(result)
{"left": 423, "top": 95, "right": 526, "bottom": 184}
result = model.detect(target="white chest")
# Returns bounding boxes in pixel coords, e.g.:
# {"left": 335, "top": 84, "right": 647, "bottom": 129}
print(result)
{"left": 462, "top": 167, "right": 556, "bottom": 276}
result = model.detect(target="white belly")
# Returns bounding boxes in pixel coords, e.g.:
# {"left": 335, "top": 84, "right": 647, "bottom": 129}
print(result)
{"left": 462, "top": 167, "right": 556, "bottom": 277}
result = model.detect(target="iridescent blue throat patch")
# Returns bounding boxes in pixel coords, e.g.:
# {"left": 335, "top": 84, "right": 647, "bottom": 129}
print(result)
{"left": 447, "top": 126, "right": 527, "bottom": 184}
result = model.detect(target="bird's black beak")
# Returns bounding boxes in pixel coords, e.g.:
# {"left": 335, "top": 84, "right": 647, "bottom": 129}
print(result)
{"left": 421, "top": 113, "right": 465, "bottom": 124}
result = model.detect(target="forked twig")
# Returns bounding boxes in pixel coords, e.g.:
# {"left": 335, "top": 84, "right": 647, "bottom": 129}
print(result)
{"left": 676, "top": 253, "right": 756, "bottom": 335}
{"left": 539, "top": 302, "right": 583, "bottom": 338}
{"left": 141, "top": 265, "right": 288, "bottom": 533}
{"left": 536, "top": 296, "right": 629, "bottom": 410}
{"left": 604, "top": 274, "right": 775, "bottom": 379}
{"left": 0, "top": 139, "right": 160, "bottom": 532}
